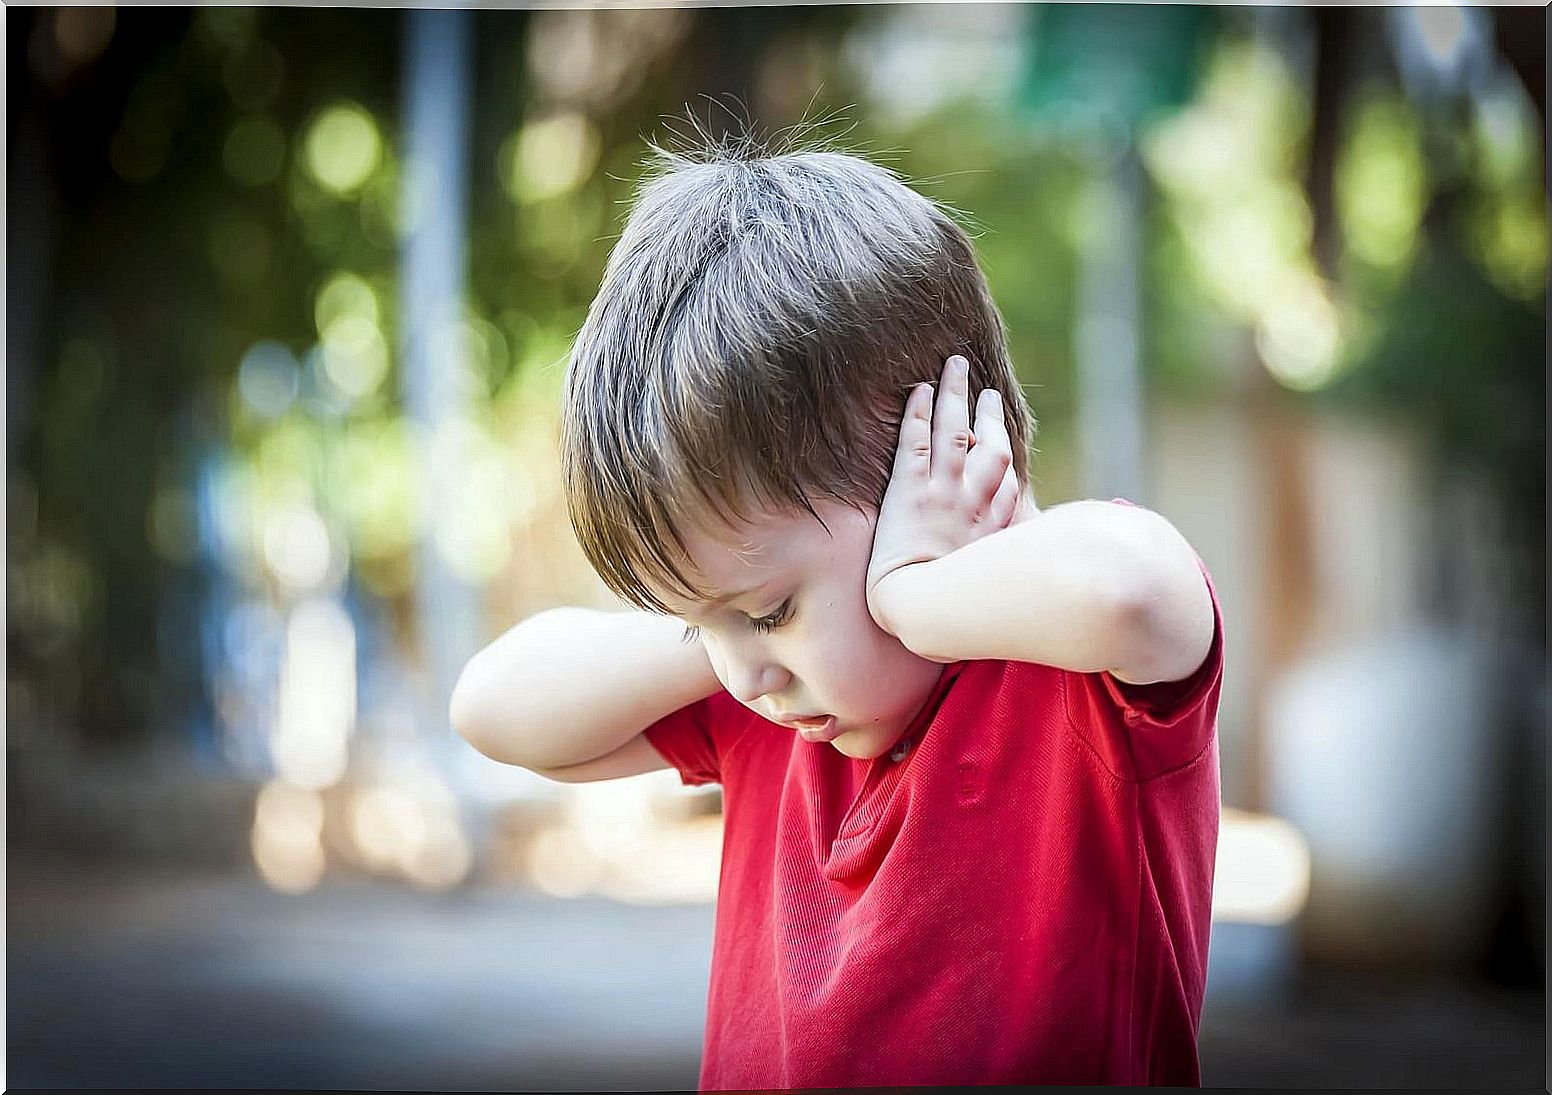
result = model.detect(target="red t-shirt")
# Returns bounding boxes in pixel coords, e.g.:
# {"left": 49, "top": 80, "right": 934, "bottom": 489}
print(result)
{"left": 644, "top": 563, "right": 1224, "bottom": 1088}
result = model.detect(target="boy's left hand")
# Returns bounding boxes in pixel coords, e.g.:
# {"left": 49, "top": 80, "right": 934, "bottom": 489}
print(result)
{"left": 866, "top": 355, "right": 1029, "bottom": 636}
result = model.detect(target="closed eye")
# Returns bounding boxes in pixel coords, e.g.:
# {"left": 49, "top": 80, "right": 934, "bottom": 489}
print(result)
{"left": 678, "top": 598, "right": 794, "bottom": 644}
{"left": 747, "top": 598, "right": 794, "bottom": 634}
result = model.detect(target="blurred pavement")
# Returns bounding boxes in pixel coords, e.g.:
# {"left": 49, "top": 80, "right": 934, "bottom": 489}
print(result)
{"left": 8, "top": 850, "right": 709, "bottom": 1090}
{"left": 7, "top": 850, "right": 1543, "bottom": 1090}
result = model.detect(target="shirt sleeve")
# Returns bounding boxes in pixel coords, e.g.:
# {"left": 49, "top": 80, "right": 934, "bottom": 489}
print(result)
{"left": 1064, "top": 552, "right": 1225, "bottom": 783}
{"left": 642, "top": 687, "right": 750, "bottom": 787}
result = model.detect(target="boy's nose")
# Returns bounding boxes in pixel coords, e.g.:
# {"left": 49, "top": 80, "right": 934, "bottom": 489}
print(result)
{"left": 726, "top": 661, "right": 790, "bottom": 707}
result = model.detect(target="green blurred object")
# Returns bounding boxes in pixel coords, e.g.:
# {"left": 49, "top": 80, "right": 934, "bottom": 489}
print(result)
{"left": 1017, "top": 3, "right": 1214, "bottom": 134}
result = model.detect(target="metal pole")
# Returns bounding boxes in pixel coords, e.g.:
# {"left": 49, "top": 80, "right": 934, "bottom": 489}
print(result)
{"left": 1073, "top": 137, "right": 1147, "bottom": 504}
{"left": 399, "top": 8, "right": 480, "bottom": 749}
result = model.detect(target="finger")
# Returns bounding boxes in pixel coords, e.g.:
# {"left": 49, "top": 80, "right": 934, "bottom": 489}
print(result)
{"left": 984, "top": 461, "right": 1021, "bottom": 528}
{"left": 972, "top": 385, "right": 1011, "bottom": 455}
{"left": 931, "top": 355, "right": 973, "bottom": 480}
{"left": 964, "top": 388, "right": 1012, "bottom": 495}
{"left": 891, "top": 382, "right": 935, "bottom": 481}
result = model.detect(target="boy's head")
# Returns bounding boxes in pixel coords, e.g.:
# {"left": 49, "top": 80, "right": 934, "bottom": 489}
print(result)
{"left": 561, "top": 137, "right": 1036, "bottom": 757}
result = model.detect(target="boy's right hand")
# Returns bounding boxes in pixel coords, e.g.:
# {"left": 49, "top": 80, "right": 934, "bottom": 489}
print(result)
{"left": 865, "top": 355, "right": 1027, "bottom": 636}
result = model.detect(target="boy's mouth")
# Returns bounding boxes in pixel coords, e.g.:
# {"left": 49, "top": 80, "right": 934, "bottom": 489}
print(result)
{"left": 784, "top": 714, "right": 839, "bottom": 743}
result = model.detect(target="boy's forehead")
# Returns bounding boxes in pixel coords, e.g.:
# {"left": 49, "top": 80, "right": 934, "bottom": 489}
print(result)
{"left": 648, "top": 497, "right": 866, "bottom": 615}
{"left": 651, "top": 505, "right": 827, "bottom": 614}
{"left": 670, "top": 516, "right": 789, "bottom": 602}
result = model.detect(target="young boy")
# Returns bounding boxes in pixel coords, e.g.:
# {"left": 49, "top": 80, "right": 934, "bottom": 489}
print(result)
{"left": 450, "top": 141, "right": 1223, "bottom": 1088}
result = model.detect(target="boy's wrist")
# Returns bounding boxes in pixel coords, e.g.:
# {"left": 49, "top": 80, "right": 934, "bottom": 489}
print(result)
{"left": 867, "top": 560, "right": 954, "bottom": 663}
{"left": 865, "top": 567, "right": 904, "bottom": 638}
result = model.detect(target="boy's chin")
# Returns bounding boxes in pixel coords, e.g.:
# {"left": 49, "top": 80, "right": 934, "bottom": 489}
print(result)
{"left": 827, "top": 725, "right": 905, "bottom": 761}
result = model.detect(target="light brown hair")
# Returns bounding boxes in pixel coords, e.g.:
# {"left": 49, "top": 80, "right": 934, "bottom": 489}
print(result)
{"left": 561, "top": 135, "right": 1036, "bottom": 614}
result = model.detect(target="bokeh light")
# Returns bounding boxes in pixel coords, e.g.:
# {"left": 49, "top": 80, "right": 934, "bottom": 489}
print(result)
{"left": 271, "top": 597, "right": 356, "bottom": 790}
{"left": 501, "top": 112, "right": 601, "bottom": 203}
{"left": 1256, "top": 278, "right": 1344, "bottom": 392}
{"left": 109, "top": 72, "right": 186, "bottom": 183}
{"left": 1212, "top": 808, "right": 1313, "bottom": 925}
{"left": 223, "top": 114, "right": 287, "bottom": 186}
{"left": 1144, "top": 36, "right": 1353, "bottom": 391}
{"left": 320, "top": 315, "right": 391, "bottom": 402}
{"left": 1413, "top": 6, "right": 1469, "bottom": 72}
{"left": 224, "top": 38, "right": 286, "bottom": 109}
{"left": 304, "top": 101, "right": 383, "bottom": 196}
{"left": 261, "top": 502, "right": 335, "bottom": 593}
{"left": 426, "top": 417, "right": 519, "bottom": 584}
{"left": 314, "top": 271, "right": 381, "bottom": 333}
{"left": 334, "top": 417, "right": 422, "bottom": 572}
{"left": 1336, "top": 94, "right": 1426, "bottom": 272}
{"left": 251, "top": 779, "right": 327, "bottom": 893}
{"left": 54, "top": 6, "right": 115, "bottom": 65}
{"left": 196, "top": 6, "right": 258, "bottom": 53}
{"left": 238, "top": 340, "right": 301, "bottom": 420}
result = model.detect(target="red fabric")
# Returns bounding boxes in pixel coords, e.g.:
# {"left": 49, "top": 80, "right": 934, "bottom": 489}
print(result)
{"left": 644, "top": 561, "right": 1224, "bottom": 1089}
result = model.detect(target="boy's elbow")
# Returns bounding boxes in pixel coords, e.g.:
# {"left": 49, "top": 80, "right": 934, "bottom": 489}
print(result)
{"left": 448, "top": 653, "right": 483, "bottom": 738}
{"left": 449, "top": 652, "right": 512, "bottom": 761}
{"left": 449, "top": 655, "right": 562, "bottom": 774}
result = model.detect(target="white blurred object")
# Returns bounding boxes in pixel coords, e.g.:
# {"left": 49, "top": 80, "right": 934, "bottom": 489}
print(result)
{"left": 845, "top": 4, "right": 1025, "bottom": 128}
{"left": 1386, "top": 6, "right": 1493, "bottom": 105}
{"left": 1265, "top": 628, "right": 1502, "bottom": 966}
{"left": 1212, "top": 807, "right": 1311, "bottom": 926}
{"left": 271, "top": 598, "right": 357, "bottom": 790}
{"left": 262, "top": 503, "right": 336, "bottom": 593}
{"left": 1205, "top": 808, "right": 1311, "bottom": 1004}
{"left": 252, "top": 780, "right": 327, "bottom": 893}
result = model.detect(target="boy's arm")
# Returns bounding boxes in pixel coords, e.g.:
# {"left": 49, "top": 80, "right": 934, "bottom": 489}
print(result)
{"left": 869, "top": 500, "right": 1215, "bottom": 683}
{"left": 864, "top": 356, "right": 1214, "bottom": 683}
{"left": 449, "top": 607, "right": 722, "bottom": 779}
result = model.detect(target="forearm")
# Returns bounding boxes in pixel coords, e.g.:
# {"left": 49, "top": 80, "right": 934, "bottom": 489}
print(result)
{"left": 868, "top": 500, "right": 1153, "bottom": 672}
{"left": 450, "top": 606, "right": 721, "bottom": 770}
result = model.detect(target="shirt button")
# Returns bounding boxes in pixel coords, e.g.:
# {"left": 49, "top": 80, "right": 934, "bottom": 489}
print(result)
{"left": 889, "top": 738, "right": 913, "bottom": 762}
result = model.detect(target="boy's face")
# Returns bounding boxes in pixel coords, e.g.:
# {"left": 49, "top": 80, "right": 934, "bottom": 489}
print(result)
{"left": 655, "top": 499, "right": 946, "bottom": 760}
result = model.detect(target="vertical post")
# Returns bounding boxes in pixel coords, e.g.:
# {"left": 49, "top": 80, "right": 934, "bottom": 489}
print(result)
{"left": 399, "top": 8, "right": 480, "bottom": 748}
{"left": 1074, "top": 137, "right": 1146, "bottom": 504}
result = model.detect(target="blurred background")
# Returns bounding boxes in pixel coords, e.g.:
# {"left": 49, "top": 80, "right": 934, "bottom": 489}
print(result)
{"left": 6, "top": 3, "right": 1545, "bottom": 1089}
